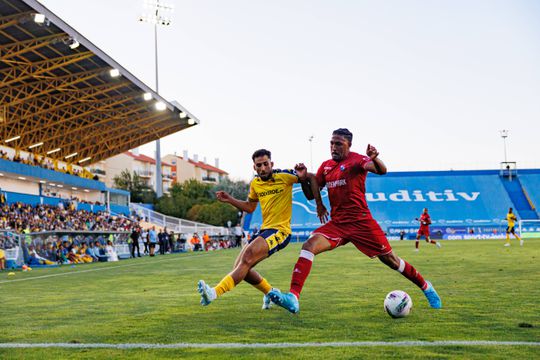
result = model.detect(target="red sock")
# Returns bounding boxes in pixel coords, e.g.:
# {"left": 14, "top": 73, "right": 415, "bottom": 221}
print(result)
{"left": 415, "top": 241, "right": 419, "bottom": 249}
{"left": 289, "top": 250, "right": 314, "bottom": 298}
{"left": 397, "top": 258, "right": 427, "bottom": 290}
{"left": 430, "top": 240, "right": 437, "bottom": 244}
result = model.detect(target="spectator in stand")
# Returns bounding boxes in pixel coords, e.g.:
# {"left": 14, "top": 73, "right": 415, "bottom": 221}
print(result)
{"left": 0, "top": 248, "right": 5, "bottom": 270}
{"left": 27, "top": 245, "right": 55, "bottom": 266}
{"left": 86, "top": 242, "right": 99, "bottom": 262}
{"left": 169, "top": 230, "right": 176, "bottom": 253}
{"left": 141, "top": 229, "right": 149, "bottom": 255}
{"left": 190, "top": 233, "right": 202, "bottom": 251}
{"left": 158, "top": 228, "right": 166, "bottom": 255}
{"left": 233, "top": 224, "right": 243, "bottom": 248}
{"left": 149, "top": 226, "right": 157, "bottom": 257}
{"left": 178, "top": 233, "right": 187, "bottom": 252}
{"left": 105, "top": 240, "right": 118, "bottom": 262}
{"left": 78, "top": 243, "right": 93, "bottom": 263}
{"left": 130, "top": 227, "right": 141, "bottom": 258}
{"left": 202, "top": 231, "right": 211, "bottom": 251}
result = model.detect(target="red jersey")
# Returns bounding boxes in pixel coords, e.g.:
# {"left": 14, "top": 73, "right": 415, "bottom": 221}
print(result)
{"left": 316, "top": 152, "right": 372, "bottom": 223}
{"left": 419, "top": 213, "right": 431, "bottom": 228}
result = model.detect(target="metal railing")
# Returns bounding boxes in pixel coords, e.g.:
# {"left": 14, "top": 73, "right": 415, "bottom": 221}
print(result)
{"left": 130, "top": 203, "right": 229, "bottom": 236}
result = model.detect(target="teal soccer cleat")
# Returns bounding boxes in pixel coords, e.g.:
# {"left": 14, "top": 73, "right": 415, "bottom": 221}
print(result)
{"left": 268, "top": 289, "right": 299, "bottom": 314}
{"left": 198, "top": 280, "right": 216, "bottom": 306}
{"left": 262, "top": 288, "right": 279, "bottom": 310}
{"left": 423, "top": 281, "right": 442, "bottom": 309}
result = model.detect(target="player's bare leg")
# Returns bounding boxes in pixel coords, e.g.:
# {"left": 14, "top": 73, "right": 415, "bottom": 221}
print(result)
{"left": 415, "top": 236, "right": 420, "bottom": 252}
{"left": 269, "top": 234, "right": 333, "bottom": 313}
{"left": 198, "top": 236, "right": 272, "bottom": 306}
{"left": 426, "top": 236, "right": 441, "bottom": 248}
{"left": 378, "top": 251, "right": 442, "bottom": 309}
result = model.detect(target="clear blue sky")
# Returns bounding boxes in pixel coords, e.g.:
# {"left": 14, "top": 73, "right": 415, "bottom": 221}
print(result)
{"left": 40, "top": 0, "right": 540, "bottom": 180}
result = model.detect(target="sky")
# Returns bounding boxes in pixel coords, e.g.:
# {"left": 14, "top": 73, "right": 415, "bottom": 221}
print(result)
{"left": 38, "top": 0, "right": 540, "bottom": 181}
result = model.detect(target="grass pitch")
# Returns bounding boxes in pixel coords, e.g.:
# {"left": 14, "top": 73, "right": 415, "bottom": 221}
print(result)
{"left": 0, "top": 239, "right": 538, "bottom": 359}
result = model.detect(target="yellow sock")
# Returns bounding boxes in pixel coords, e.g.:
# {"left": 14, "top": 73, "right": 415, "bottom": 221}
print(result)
{"left": 506, "top": 234, "right": 510, "bottom": 243}
{"left": 215, "top": 274, "right": 235, "bottom": 297}
{"left": 515, "top": 234, "right": 521, "bottom": 241}
{"left": 253, "top": 278, "right": 272, "bottom": 294}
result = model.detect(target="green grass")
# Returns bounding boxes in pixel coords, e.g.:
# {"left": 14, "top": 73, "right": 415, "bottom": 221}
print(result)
{"left": 0, "top": 239, "right": 539, "bottom": 359}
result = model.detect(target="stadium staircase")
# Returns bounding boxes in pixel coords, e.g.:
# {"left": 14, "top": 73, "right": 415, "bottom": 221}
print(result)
{"left": 500, "top": 177, "right": 539, "bottom": 220}
{"left": 129, "top": 203, "right": 229, "bottom": 236}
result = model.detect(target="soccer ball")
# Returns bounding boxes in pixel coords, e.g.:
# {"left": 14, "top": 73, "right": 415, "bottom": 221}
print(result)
{"left": 384, "top": 290, "right": 412, "bottom": 318}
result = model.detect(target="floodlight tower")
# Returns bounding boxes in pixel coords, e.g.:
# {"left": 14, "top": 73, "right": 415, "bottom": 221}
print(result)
{"left": 138, "top": 0, "right": 174, "bottom": 198}
{"left": 500, "top": 129, "right": 509, "bottom": 163}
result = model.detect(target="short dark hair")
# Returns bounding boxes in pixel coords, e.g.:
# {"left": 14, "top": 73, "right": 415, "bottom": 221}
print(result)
{"left": 252, "top": 149, "right": 271, "bottom": 161}
{"left": 332, "top": 128, "right": 353, "bottom": 144}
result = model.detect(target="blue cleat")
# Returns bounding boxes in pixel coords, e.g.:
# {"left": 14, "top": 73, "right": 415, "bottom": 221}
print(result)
{"left": 198, "top": 280, "right": 216, "bottom": 306}
{"left": 262, "top": 288, "right": 279, "bottom": 310}
{"left": 423, "top": 281, "right": 442, "bottom": 309}
{"left": 268, "top": 289, "right": 300, "bottom": 314}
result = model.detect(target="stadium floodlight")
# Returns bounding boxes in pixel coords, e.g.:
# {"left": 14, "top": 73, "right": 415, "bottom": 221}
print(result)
{"left": 138, "top": 0, "right": 174, "bottom": 199}
{"left": 57, "top": 184, "right": 63, "bottom": 188}
{"left": 18, "top": 176, "right": 26, "bottom": 180}
{"left": 179, "top": 111, "right": 187, "bottom": 119}
{"left": 187, "top": 118, "right": 195, "bottom": 125}
{"left": 67, "top": 38, "right": 80, "bottom": 50}
{"left": 5, "top": 135, "right": 20, "bottom": 143}
{"left": 143, "top": 92, "right": 153, "bottom": 101}
{"left": 28, "top": 142, "right": 44, "bottom": 149}
{"left": 39, "top": 180, "right": 46, "bottom": 184}
{"left": 155, "top": 101, "right": 167, "bottom": 111}
{"left": 65, "top": 152, "right": 78, "bottom": 159}
{"left": 33, "top": 13, "right": 46, "bottom": 24}
{"left": 78, "top": 157, "right": 92, "bottom": 163}
{"left": 84, "top": 189, "right": 90, "bottom": 193}
{"left": 0, "top": 173, "right": 3, "bottom": 176}
{"left": 109, "top": 69, "right": 121, "bottom": 77}
{"left": 49, "top": 183, "right": 56, "bottom": 186}
{"left": 46, "top": 148, "right": 61, "bottom": 155}
{"left": 72, "top": 187, "right": 78, "bottom": 190}
{"left": 499, "top": 129, "right": 509, "bottom": 163}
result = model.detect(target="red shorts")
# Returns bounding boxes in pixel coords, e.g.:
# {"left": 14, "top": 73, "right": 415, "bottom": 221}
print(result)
{"left": 312, "top": 219, "right": 392, "bottom": 258}
{"left": 417, "top": 227, "right": 430, "bottom": 237}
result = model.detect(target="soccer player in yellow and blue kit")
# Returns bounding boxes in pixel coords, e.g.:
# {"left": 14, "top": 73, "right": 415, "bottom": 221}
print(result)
{"left": 504, "top": 207, "right": 523, "bottom": 247}
{"left": 198, "top": 149, "right": 327, "bottom": 309}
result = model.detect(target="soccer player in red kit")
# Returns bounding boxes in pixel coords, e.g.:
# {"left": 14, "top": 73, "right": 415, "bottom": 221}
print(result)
{"left": 415, "top": 208, "right": 441, "bottom": 251}
{"left": 269, "top": 128, "right": 442, "bottom": 313}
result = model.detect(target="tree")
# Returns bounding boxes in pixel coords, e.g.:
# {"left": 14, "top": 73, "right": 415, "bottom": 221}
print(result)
{"left": 113, "top": 170, "right": 156, "bottom": 203}
{"left": 212, "top": 178, "right": 249, "bottom": 200}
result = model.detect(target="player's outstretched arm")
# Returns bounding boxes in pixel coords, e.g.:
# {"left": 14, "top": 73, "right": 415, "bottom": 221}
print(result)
{"left": 294, "top": 164, "right": 328, "bottom": 224}
{"left": 216, "top": 191, "right": 258, "bottom": 213}
{"left": 364, "top": 144, "right": 387, "bottom": 175}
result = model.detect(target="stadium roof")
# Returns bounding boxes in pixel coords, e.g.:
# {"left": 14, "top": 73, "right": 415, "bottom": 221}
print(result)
{"left": 0, "top": 0, "right": 198, "bottom": 165}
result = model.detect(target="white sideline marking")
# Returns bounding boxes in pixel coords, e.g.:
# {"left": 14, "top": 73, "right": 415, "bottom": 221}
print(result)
{"left": 0, "top": 341, "right": 538, "bottom": 349}
{"left": 0, "top": 253, "right": 213, "bottom": 284}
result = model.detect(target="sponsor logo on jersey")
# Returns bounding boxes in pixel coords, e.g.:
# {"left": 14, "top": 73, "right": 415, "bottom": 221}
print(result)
{"left": 258, "top": 188, "right": 284, "bottom": 197}
{"left": 327, "top": 179, "right": 347, "bottom": 188}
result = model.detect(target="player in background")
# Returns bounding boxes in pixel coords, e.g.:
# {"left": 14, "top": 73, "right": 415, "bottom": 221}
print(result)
{"left": 197, "top": 149, "right": 326, "bottom": 309}
{"left": 415, "top": 208, "right": 441, "bottom": 251}
{"left": 269, "top": 128, "right": 442, "bottom": 314}
{"left": 504, "top": 207, "right": 523, "bottom": 247}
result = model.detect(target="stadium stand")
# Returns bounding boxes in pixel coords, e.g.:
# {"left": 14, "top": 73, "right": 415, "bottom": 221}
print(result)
{"left": 245, "top": 169, "right": 540, "bottom": 241}
{"left": 0, "top": 0, "right": 234, "bottom": 269}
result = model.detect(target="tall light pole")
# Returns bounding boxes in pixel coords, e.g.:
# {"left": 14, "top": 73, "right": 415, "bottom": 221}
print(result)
{"left": 138, "top": 0, "right": 174, "bottom": 198}
{"left": 308, "top": 135, "right": 314, "bottom": 172}
{"left": 500, "top": 129, "right": 509, "bottom": 163}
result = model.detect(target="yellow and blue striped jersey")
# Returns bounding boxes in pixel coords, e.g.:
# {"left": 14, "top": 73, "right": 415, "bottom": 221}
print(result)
{"left": 248, "top": 169, "right": 299, "bottom": 234}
